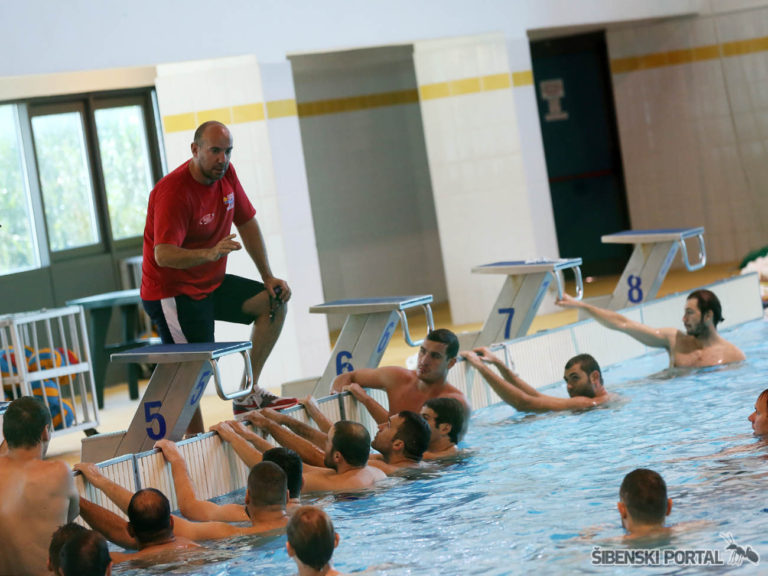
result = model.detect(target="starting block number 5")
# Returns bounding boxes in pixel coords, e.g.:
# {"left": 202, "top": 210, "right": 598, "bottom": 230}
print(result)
{"left": 144, "top": 401, "right": 166, "bottom": 440}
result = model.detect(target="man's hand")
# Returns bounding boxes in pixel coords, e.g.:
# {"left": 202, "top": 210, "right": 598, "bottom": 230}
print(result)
{"left": 555, "top": 292, "right": 582, "bottom": 308}
{"left": 459, "top": 350, "right": 483, "bottom": 367}
{"left": 260, "top": 407, "right": 286, "bottom": 424}
{"left": 244, "top": 410, "right": 270, "bottom": 428}
{"left": 154, "top": 439, "right": 184, "bottom": 463}
{"left": 73, "top": 462, "right": 107, "bottom": 488}
{"left": 209, "top": 234, "right": 242, "bottom": 262}
{"left": 263, "top": 276, "right": 291, "bottom": 302}
{"left": 472, "top": 346, "right": 502, "bottom": 365}
{"left": 210, "top": 421, "right": 238, "bottom": 442}
{"left": 343, "top": 382, "right": 366, "bottom": 400}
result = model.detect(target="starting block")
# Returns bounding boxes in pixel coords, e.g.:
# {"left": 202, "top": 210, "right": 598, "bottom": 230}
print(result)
{"left": 81, "top": 342, "right": 252, "bottom": 462}
{"left": 310, "top": 296, "right": 434, "bottom": 396}
{"left": 585, "top": 227, "right": 706, "bottom": 313}
{"left": 459, "top": 258, "right": 583, "bottom": 349}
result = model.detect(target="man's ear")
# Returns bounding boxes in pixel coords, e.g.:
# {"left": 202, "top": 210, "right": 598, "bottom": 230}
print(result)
{"left": 127, "top": 523, "right": 136, "bottom": 538}
{"left": 617, "top": 501, "right": 627, "bottom": 519}
{"left": 447, "top": 357, "right": 457, "bottom": 370}
{"left": 286, "top": 541, "right": 295, "bottom": 558}
{"left": 666, "top": 498, "right": 673, "bottom": 517}
{"left": 41, "top": 425, "right": 52, "bottom": 443}
{"left": 392, "top": 438, "right": 404, "bottom": 453}
{"left": 245, "top": 489, "right": 251, "bottom": 506}
{"left": 106, "top": 561, "right": 113, "bottom": 576}
{"left": 438, "top": 422, "right": 452, "bottom": 436}
{"left": 334, "top": 532, "right": 340, "bottom": 549}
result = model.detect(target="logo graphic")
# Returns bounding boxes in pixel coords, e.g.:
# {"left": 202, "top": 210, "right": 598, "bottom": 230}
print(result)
{"left": 223, "top": 192, "right": 234, "bottom": 211}
{"left": 199, "top": 213, "right": 215, "bottom": 225}
{"left": 720, "top": 533, "right": 760, "bottom": 566}
{"left": 590, "top": 534, "right": 759, "bottom": 567}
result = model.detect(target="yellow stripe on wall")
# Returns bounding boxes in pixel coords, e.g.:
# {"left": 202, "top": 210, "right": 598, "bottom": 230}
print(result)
{"left": 162, "top": 112, "right": 196, "bottom": 133}
{"left": 232, "top": 103, "right": 265, "bottom": 123}
{"left": 296, "top": 89, "right": 419, "bottom": 117}
{"left": 266, "top": 99, "right": 298, "bottom": 119}
{"left": 512, "top": 70, "right": 533, "bottom": 87}
{"left": 610, "top": 35, "right": 768, "bottom": 74}
{"left": 420, "top": 72, "right": 518, "bottom": 101}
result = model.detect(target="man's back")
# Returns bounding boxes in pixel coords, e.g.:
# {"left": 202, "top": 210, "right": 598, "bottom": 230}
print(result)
{"left": 0, "top": 456, "right": 75, "bottom": 576}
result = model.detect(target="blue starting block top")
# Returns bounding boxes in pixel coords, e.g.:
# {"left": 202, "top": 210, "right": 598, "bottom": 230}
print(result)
{"left": 602, "top": 227, "right": 704, "bottom": 244}
{"left": 67, "top": 289, "right": 141, "bottom": 309}
{"left": 472, "top": 257, "right": 582, "bottom": 275}
{"left": 110, "top": 341, "right": 252, "bottom": 364}
{"left": 310, "top": 295, "right": 433, "bottom": 315}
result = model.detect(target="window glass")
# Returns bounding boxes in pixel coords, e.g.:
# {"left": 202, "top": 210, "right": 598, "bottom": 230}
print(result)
{"left": 31, "top": 111, "right": 99, "bottom": 251}
{"left": 0, "top": 105, "right": 38, "bottom": 274}
{"left": 95, "top": 105, "right": 154, "bottom": 240}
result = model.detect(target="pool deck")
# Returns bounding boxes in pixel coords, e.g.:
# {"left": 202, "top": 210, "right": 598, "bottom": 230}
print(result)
{"left": 46, "top": 262, "right": 746, "bottom": 466}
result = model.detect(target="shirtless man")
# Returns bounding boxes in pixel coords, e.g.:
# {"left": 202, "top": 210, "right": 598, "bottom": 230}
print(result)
{"left": 748, "top": 388, "right": 768, "bottom": 437}
{"left": 368, "top": 411, "right": 431, "bottom": 474}
{"left": 154, "top": 437, "right": 301, "bottom": 523}
{"left": 461, "top": 348, "right": 613, "bottom": 412}
{"left": 287, "top": 506, "right": 346, "bottom": 576}
{"left": 245, "top": 410, "right": 386, "bottom": 492}
{"left": 618, "top": 469, "right": 673, "bottom": 540}
{"left": 57, "top": 529, "right": 112, "bottom": 576}
{"left": 557, "top": 289, "right": 745, "bottom": 368}
{"left": 0, "top": 397, "right": 79, "bottom": 576}
{"left": 76, "top": 461, "right": 289, "bottom": 543}
{"left": 331, "top": 328, "right": 469, "bottom": 415}
{"left": 79, "top": 488, "right": 199, "bottom": 564}
{"left": 344, "top": 384, "right": 464, "bottom": 460}
{"left": 421, "top": 397, "right": 465, "bottom": 460}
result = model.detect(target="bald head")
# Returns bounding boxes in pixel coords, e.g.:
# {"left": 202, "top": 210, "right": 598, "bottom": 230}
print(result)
{"left": 127, "top": 488, "right": 172, "bottom": 544}
{"left": 193, "top": 121, "right": 229, "bottom": 146}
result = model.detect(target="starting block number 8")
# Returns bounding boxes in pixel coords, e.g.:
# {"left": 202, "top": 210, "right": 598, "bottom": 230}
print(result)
{"left": 627, "top": 275, "right": 643, "bottom": 304}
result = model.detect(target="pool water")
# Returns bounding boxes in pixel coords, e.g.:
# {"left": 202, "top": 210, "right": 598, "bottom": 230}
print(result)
{"left": 115, "top": 318, "right": 768, "bottom": 575}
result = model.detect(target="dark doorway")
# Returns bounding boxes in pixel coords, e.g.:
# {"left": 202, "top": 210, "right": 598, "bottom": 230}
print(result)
{"left": 531, "top": 31, "right": 631, "bottom": 276}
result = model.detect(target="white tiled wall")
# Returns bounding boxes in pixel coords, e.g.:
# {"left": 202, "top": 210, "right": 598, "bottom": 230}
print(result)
{"left": 608, "top": 10, "right": 768, "bottom": 265}
{"left": 154, "top": 56, "right": 329, "bottom": 391}
{"left": 414, "top": 33, "right": 554, "bottom": 325}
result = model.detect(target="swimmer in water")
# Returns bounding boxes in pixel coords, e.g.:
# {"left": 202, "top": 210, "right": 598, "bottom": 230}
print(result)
{"left": 617, "top": 468, "right": 673, "bottom": 540}
{"left": 287, "top": 506, "right": 347, "bottom": 576}
{"left": 461, "top": 348, "right": 614, "bottom": 412}
{"left": 557, "top": 289, "right": 745, "bottom": 368}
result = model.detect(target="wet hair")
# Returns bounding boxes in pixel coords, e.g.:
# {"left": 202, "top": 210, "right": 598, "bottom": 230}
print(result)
{"left": 619, "top": 468, "right": 668, "bottom": 525}
{"left": 247, "top": 461, "right": 287, "bottom": 507}
{"left": 426, "top": 328, "right": 459, "bottom": 360}
{"left": 564, "top": 353, "right": 603, "bottom": 385}
{"left": 424, "top": 397, "right": 465, "bottom": 444}
{"left": 395, "top": 411, "right": 432, "bottom": 461}
{"left": 49, "top": 522, "right": 88, "bottom": 573}
{"left": 287, "top": 506, "right": 336, "bottom": 570}
{"left": 331, "top": 421, "right": 371, "bottom": 467}
{"left": 127, "top": 488, "right": 172, "bottom": 543}
{"left": 193, "top": 120, "right": 228, "bottom": 145}
{"left": 58, "top": 529, "right": 111, "bottom": 576}
{"left": 263, "top": 447, "right": 303, "bottom": 499}
{"left": 3, "top": 396, "right": 52, "bottom": 449}
{"left": 687, "top": 289, "right": 723, "bottom": 326}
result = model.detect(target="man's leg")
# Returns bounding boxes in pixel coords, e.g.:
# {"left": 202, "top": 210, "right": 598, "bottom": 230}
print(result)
{"left": 215, "top": 276, "right": 297, "bottom": 413}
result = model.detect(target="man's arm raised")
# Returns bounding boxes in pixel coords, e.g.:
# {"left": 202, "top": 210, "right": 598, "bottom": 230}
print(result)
{"left": 343, "top": 383, "right": 389, "bottom": 424}
{"left": 461, "top": 351, "right": 591, "bottom": 412}
{"left": 155, "top": 439, "right": 245, "bottom": 523}
{"left": 331, "top": 366, "right": 407, "bottom": 395}
{"left": 78, "top": 497, "right": 138, "bottom": 550}
{"left": 245, "top": 411, "right": 326, "bottom": 468}
{"left": 557, "top": 293, "right": 675, "bottom": 349}
{"left": 471, "top": 347, "right": 541, "bottom": 398}
{"left": 73, "top": 462, "right": 133, "bottom": 513}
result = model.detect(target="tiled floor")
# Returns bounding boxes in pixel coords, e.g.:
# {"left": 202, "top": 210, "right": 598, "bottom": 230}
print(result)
{"left": 45, "top": 262, "right": 743, "bottom": 466}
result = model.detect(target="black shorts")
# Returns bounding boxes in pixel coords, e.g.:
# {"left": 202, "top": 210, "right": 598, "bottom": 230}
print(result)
{"left": 142, "top": 275, "right": 265, "bottom": 344}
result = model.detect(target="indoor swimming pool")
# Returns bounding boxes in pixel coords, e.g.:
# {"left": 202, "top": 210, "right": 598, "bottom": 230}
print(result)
{"left": 114, "top": 316, "right": 768, "bottom": 575}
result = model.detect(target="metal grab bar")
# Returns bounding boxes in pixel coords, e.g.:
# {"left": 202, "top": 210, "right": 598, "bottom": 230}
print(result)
{"left": 396, "top": 304, "right": 435, "bottom": 347}
{"left": 553, "top": 262, "right": 584, "bottom": 301}
{"left": 679, "top": 232, "right": 707, "bottom": 271}
{"left": 210, "top": 350, "right": 253, "bottom": 401}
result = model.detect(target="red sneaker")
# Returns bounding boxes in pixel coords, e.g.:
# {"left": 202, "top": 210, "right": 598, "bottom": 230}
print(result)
{"left": 232, "top": 389, "right": 298, "bottom": 415}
